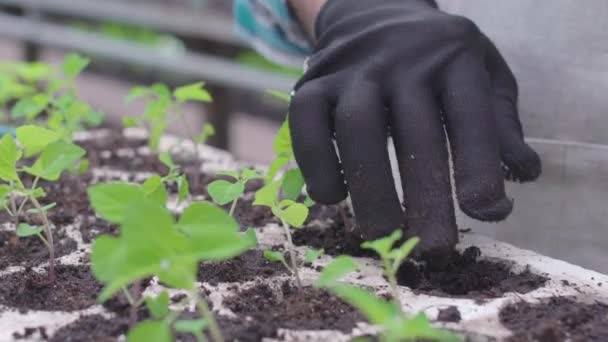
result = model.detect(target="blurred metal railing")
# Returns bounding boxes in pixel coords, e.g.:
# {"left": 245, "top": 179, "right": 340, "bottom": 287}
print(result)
{"left": 0, "top": 0, "right": 298, "bottom": 148}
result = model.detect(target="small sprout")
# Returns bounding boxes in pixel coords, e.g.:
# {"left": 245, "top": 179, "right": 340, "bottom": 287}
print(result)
{"left": 207, "top": 168, "right": 262, "bottom": 217}
{"left": 89, "top": 178, "right": 257, "bottom": 342}
{"left": 263, "top": 249, "right": 291, "bottom": 271}
{"left": 1, "top": 54, "right": 104, "bottom": 137}
{"left": 254, "top": 180, "right": 309, "bottom": 288}
{"left": 304, "top": 248, "right": 325, "bottom": 265}
{"left": 361, "top": 230, "right": 419, "bottom": 303}
{"left": 0, "top": 125, "right": 86, "bottom": 283}
{"left": 316, "top": 257, "right": 460, "bottom": 342}
{"left": 145, "top": 291, "right": 170, "bottom": 320}
{"left": 173, "top": 319, "right": 207, "bottom": 342}
{"left": 195, "top": 123, "right": 215, "bottom": 144}
{"left": 124, "top": 82, "right": 213, "bottom": 161}
{"left": 62, "top": 53, "right": 90, "bottom": 79}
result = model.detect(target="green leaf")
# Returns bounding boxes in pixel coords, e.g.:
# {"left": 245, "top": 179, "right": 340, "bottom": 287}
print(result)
{"left": 241, "top": 168, "right": 262, "bottom": 182}
{"left": 178, "top": 175, "right": 190, "bottom": 204}
{"left": 91, "top": 235, "right": 124, "bottom": 283}
{"left": 329, "top": 284, "right": 399, "bottom": 325}
{"left": 0, "top": 134, "right": 20, "bottom": 181}
{"left": 265, "top": 89, "right": 291, "bottom": 102}
{"left": 303, "top": 195, "right": 315, "bottom": 207}
{"left": 253, "top": 180, "right": 280, "bottom": 207}
{"left": 263, "top": 249, "right": 286, "bottom": 263}
{"left": 150, "top": 121, "right": 167, "bottom": 152}
{"left": 145, "top": 291, "right": 170, "bottom": 320}
{"left": 207, "top": 180, "right": 244, "bottom": 206}
{"left": 76, "top": 158, "right": 90, "bottom": 175}
{"left": 24, "top": 140, "right": 86, "bottom": 181}
{"left": 16, "top": 62, "right": 52, "bottom": 82}
{"left": 16, "top": 223, "right": 43, "bottom": 237}
{"left": 304, "top": 248, "right": 324, "bottom": 264}
{"left": 315, "top": 256, "right": 359, "bottom": 288}
{"left": 158, "top": 152, "right": 176, "bottom": 170}
{"left": 176, "top": 202, "right": 256, "bottom": 261}
{"left": 87, "top": 183, "right": 146, "bottom": 223}
{"left": 62, "top": 53, "right": 90, "bottom": 78}
{"left": 173, "top": 319, "right": 207, "bottom": 335}
{"left": 25, "top": 202, "right": 56, "bottom": 214}
{"left": 273, "top": 119, "right": 293, "bottom": 157}
{"left": 127, "top": 320, "right": 171, "bottom": 342}
{"left": 276, "top": 202, "right": 309, "bottom": 228}
{"left": 122, "top": 116, "right": 138, "bottom": 127}
{"left": 390, "top": 237, "right": 420, "bottom": 274}
{"left": 388, "top": 313, "right": 461, "bottom": 342}
{"left": 195, "top": 123, "right": 215, "bottom": 144}
{"left": 16, "top": 125, "right": 60, "bottom": 157}
{"left": 361, "top": 230, "right": 403, "bottom": 260}
{"left": 11, "top": 94, "right": 49, "bottom": 119}
{"left": 125, "top": 86, "right": 151, "bottom": 103}
{"left": 173, "top": 82, "right": 212, "bottom": 102}
{"left": 30, "top": 187, "right": 46, "bottom": 198}
{"left": 266, "top": 155, "right": 289, "bottom": 182}
{"left": 0, "top": 184, "right": 10, "bottom": 200}
{"left": 282, "top": 168, "right": 305, "bottom": 200}
{"left": 98, "top": 199, "right": 196, "bottom": 301}
{"left": 142, "top": 175, "right": 168, "bottom": 206}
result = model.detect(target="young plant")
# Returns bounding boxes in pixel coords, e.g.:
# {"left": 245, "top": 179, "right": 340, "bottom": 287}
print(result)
{"left": 254, "top": 179, "right": 309, "bottom": 288}
{"left": 87, "top": 179, "right": 257, "bottom": 342}
{"left": 0, "top": 125, "right": 86, "bottom": 283}
{"left": 207, "top": 168, "right": 262, "bottom": 216}
{"left": 316, "top": 257, "right": 460, "bottom": 342}
{"left": 361, "top": 230, "right": 420, "bottom": 303}
{"left": 129, "top": 291, "right": 209, "bottom": 342}
{"left": 0, "top": 53, "right": 104, "bottom": 138}
{"left": 123, "top": 82, "right": 214, "bottom": 157}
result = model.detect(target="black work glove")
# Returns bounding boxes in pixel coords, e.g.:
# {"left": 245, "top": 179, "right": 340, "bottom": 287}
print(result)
{"left": 289, "top": 0, "right": 541, "bottom": 257}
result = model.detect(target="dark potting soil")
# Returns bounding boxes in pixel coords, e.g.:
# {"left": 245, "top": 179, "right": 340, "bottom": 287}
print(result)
{"left": 175, "top": 311, "right": 276, "bottom": 342}
{"left": 231, "top": 198, "right": 275, "bottom": 229}
{"left": 292, "top": 205, "right": 375, "bottom": 258}
{"left": 0, "top": 265, "right": 102, "bottom": 311}
{"left": 198, "top": 249, "right": 287, "bottom": 285}
{"left": 48, "top": 314, "right": 128, "bottom": 342}
{"left": 500, "top": 297, "right": 608, "bottom": 342}
{"left": 48, "top": 313, "right": 275, "bottom": 342}
{"left": 0, "top": 229, "right": 77, "bottom": 269}
{"left": 223, "top": 281, "right": 365, "bottom": 336}
{"left": 397, "top": 247, "right": 548, "bottom": 298}
{"left": 436, "top": 306, "right": 462, "bottom": 323}
{"left": 12, "top": 327, "right": 48, "bottom": 340}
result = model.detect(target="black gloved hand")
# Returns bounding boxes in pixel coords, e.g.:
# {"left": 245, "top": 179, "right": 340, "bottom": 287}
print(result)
{"left": 289, "top": 0, "right": 541, "bottom": 257}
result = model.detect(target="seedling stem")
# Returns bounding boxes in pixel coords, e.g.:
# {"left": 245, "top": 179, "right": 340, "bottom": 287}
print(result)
{"left": 228, "top": 198, "right": 238, "bottom": 218}
{"left": 280, "top": 218, "right": 302, "bottom": 288}
{"left": 193, "top": 290, "right": 224, "bottom": 342}
{"left": 29, "top": 193, "right": 55, "bottom": 283}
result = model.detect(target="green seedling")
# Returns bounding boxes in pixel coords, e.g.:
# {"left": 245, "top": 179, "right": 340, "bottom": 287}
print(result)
{"left": 158, "top": 152, "right": 191, "bottom": 204}
{"left": 123, "top": 82, "right": 214, "bottom": 158}
{"left": 88, "top": 180, "right": 258, "bottom": 342}
{"left": 316, "top": 257, "right": 460, "bottom": 342}
{"left": 207, "top": 168, "right": 262, "bottom": 217}
{"left": 0, "top": 53, "right": 104, "bottom": 137}
{"left": 361, "top": 230, "right": 420, "bottom": 303}
{"left": 0, "top": 125, "right": 86, "bottom": 283}
{"left": 254, "top": 179, "right": 309, "bottom": 288}
{"left": 127, "top": 290, "right": 209, "bottom": 342}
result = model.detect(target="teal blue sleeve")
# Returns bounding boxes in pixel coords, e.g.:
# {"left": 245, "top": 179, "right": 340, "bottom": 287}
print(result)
{"left": 234, "top": 0, "right": 312, "bottom": 68}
